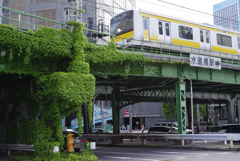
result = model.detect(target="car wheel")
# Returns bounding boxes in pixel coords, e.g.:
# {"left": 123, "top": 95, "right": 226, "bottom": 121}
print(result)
{"left": 75, "top": 148, "right": 81, "bottom": 152}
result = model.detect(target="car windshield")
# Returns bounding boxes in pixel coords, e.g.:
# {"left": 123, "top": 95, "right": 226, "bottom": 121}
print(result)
{"left": 110, "top": 10, "right": 133, "bottom": 36}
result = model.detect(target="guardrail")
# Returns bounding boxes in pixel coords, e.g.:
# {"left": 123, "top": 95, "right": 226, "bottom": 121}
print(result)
{"left": 0, "top": 143, "right": 84, "bottom": 156}
{"left": 82, "top": 133, "right": 240, "bottom": 147}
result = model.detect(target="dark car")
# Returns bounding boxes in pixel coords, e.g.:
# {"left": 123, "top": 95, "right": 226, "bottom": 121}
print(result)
{"left": 63, "top": 129, "right": 87, "bottom": 152}
{"left": 148, "top": 126, "right": 176, "bottom": 134}
{"left": 92, "top": 128, "right": 109, "bottom": 134}
{"left": 225, "top": 126, "right": 240, "bottom": 133}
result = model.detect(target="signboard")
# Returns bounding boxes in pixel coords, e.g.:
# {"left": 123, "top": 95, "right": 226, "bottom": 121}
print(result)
{"left": 190, "top": 54, "right": 221, "bottom": 70}
{"left": 125, "top": 111, "right": 129, "bottom": 115}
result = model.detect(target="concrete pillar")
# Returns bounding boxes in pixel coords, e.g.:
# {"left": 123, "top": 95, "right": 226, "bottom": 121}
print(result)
{"left": 112, "top": 87, "right": 120, "bottom": 134}
{"left": 226, "top": 97, "right": 237, "bottom": 124}
{"left": 238, "top": 99, "right": 240, "bottom": 124}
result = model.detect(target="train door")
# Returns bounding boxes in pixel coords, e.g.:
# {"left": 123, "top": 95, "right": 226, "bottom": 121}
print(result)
{"left": 158, "top": 21, "right": 164, "bottom": 43}
{"left": 158, "top": 21, "right": 171, "bottom": 44}
{"left": 143, "top": 17, "right": 149, "bottom": 41}
{"left": 200, "top": 29, "right": 211, "bottom": 51}
{"left": 164, "top": 22, "right": 171, "bottom": 44}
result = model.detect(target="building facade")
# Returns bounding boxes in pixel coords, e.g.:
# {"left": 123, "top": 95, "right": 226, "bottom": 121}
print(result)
{"left": 213, "top": 0, "right": 239, "bottom": 31}
{"left": 1, "top": 0, "right": 136, "bottom": 34}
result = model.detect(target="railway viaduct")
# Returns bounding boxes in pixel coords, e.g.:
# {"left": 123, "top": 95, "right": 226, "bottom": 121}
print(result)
{"left": 1, "top": 6, "right": 240, "bottom": 145}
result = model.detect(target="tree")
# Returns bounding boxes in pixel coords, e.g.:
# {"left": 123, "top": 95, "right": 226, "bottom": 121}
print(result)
{"left": 162, "top": 103, "right": 207, "bottom": 122}
{"left": 162, "top": 102, "right": 177, "bottom": 120}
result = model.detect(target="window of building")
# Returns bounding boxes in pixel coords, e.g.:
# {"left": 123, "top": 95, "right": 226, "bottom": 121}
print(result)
{"left": 31, "top": 9, "right": 57, "bottom": 27}
{"left": 158, "top": 22, "right": 163, "bottom": 35}
{"left": 179, "top": 26, "right": 193, "bottom": 40}
{"left": 126, "top": 0, "right": 133, "bottom": 10}
{"left": 99, "top": 8, "right": 103, "bottom": 17}
{"left": 217, "top": 34, "right": 232, "bottom": 47}
{"left": 82, "top": 6, "right": 87, "bottom": 15}
{"left": 200, "top": 30, "right": 204, "bottom": 42}
{"left": 166, "top": 23, "right": 170, "bottom": 36}
{"left": 104, "top": 11, "right": 112, "bottom": 28}
{"left": 31, "top": 0, "right": 56, "bottom": 4}
{"left": 104, "top": 0, "right": 113, "bottom": 9}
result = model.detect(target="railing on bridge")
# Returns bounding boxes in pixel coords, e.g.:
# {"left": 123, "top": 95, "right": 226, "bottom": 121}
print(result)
{"left": 0, "top": 5, "right": 67, "bottom": 32}
{"left": 1, "top": 6, "right": 240, "bottom": 70}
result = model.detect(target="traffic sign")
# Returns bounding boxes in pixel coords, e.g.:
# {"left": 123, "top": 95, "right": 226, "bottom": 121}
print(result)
{"left": 125, "top": 111, "right": 129, "bottom": 115}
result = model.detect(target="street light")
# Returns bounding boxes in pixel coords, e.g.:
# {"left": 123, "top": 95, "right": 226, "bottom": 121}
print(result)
{"left": 181, "top": 74, "right": 194, "bottom": 139}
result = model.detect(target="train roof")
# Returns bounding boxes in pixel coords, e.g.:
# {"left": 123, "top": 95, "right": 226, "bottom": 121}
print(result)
{"left": 137, "top": 9, "right": 240, "bottom": 36}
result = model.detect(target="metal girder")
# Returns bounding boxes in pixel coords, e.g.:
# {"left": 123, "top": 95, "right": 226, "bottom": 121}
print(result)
{"left": 175, "top": 78, "right": 186, "bottom": 134}
{"left": 118, "top": 87, "right": 176, "bottom": 109}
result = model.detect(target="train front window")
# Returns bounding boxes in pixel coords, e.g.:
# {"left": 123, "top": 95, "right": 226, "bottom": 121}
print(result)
{"left": 110, "top": 10, "right": 133, "bottom": 36}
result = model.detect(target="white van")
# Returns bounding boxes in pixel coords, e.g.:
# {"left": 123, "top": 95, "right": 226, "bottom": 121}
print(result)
{"left": 154, "top": 122, "right": 178, "bottom": 127}
{"left": 154, "top": 122, "right": 192, "bottom": 134}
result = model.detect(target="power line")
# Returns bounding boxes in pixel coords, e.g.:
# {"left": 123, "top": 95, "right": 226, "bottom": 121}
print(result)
{"left": 140, "top": 0, "right": 240, "bottom": 29}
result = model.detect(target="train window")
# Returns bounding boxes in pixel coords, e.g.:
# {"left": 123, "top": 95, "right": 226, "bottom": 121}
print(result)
{"left": 206, "top": 31, "right": 209, "bottom": 43}
{"left": 217, "top": 34, "right": 232, "bottom": 47}
{"left": 166, "top": 23, "right": 170, "bottom": 36}
{"left": 200, "top": 30, "right": 204, "bottom": 42}
{"left": 143, "top": 19, "right": 148, "bottom": 30}
{"left": 159, "top": 22, "right": 163, "bottom": 35}
{"left": 179, "top": 26, "right": 193, "bottom": 40}
{"left": 238, "top": 37, "right": 240, "bottom": 49}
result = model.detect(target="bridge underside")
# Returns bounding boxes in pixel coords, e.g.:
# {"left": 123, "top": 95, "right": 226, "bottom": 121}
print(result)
{"left": 94, "top": 65, "right": 240, "bottom": 134}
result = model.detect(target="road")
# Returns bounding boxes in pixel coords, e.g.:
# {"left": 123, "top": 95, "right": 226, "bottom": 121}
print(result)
{"left": 93, "top": 146, "right": 239, "bottom": 161}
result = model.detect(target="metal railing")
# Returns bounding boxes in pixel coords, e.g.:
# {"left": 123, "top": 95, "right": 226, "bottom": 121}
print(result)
{"left": 0, "top": 6, "right": 68, "bottom": 32}
{"left": 0, "top": 143, "right": 83, "bottom": 156}
{"left": 82, "top": 133, "right": 240, "bottom": 147}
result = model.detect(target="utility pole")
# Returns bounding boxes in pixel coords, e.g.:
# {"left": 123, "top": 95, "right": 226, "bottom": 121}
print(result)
{"left": 130, "top": 105, "right": 132, "bottom": 133}
{"left": 0, "top": 0, "right": 3, "bottom": 24}
{"left": 101, "top": 100, "right": 104, "bottom": 130}
{"left": 76, "top": 0, "right": 82, "bottom": 23}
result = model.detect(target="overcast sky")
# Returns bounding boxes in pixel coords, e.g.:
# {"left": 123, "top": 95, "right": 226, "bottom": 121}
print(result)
{"left": 136, "top": 0, "right": 225, "bottom": 25}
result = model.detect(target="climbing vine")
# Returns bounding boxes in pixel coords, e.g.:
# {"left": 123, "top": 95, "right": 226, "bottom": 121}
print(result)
{"left": 0, "top": 17, "right": 189, "bottom": 160}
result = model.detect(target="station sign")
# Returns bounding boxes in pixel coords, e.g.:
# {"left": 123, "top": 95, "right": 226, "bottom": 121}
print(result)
{"left": 190, "top": 54, "right": 221, "bottom": 70}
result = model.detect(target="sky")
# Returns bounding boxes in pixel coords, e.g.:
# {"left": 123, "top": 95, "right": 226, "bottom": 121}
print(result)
{"left": 136, "top": 0, "right": 225, "bottom": 25}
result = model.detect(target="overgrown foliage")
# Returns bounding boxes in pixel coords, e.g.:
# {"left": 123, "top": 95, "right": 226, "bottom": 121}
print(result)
{"left": 162, "top": 102, "right": 207, "bottom": 121}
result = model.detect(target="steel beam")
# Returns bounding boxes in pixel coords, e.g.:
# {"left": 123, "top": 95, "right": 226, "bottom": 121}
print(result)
{"left": 175, "top": 78, "right": 186, "bottom": 134}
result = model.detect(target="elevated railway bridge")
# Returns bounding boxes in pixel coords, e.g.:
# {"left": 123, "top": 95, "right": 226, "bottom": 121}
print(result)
{"left": 1, "top": 6, "right": 240, "bottom": 138}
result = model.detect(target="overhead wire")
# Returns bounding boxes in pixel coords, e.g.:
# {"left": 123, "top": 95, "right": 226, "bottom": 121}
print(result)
{"left": 140, "top": 0, "right": 240, "bottom": 29}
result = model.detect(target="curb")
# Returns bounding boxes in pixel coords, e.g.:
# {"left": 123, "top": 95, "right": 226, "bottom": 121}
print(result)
{"left": 96, "top": 144, "right": 234, "bottom": 151}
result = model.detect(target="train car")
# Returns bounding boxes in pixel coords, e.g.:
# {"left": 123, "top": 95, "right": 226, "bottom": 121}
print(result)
{"left": 110, "top": 10, "right": 240, "bottom": 58}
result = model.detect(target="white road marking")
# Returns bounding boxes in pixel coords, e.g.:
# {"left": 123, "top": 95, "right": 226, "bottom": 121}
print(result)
{"left": 94, "top": 151, "right": 186, "bottom": 158}
{"left": 105, "top": 156, "right": 160, "bottom": 161}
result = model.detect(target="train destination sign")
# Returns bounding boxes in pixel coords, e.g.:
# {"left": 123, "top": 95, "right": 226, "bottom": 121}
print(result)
{"left": 190, "top": 54, "right": 221, "bottom": 70}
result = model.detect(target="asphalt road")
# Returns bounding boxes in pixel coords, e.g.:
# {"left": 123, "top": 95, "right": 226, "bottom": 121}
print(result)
{"left": 93, "top": 146, "right": 239, "bottom": 161}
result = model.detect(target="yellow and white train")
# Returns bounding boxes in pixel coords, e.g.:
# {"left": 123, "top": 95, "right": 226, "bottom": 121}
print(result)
{"left": 110, "top": 10, "right": 240, "bottom": 57}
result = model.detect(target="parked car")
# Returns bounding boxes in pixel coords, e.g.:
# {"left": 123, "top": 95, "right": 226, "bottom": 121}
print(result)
{"left": 225, "top": 126, "right": 240, "bottom": 134}
{"left": 219, "top": 124, "right": 240, "bottom": 134}
{"left": 148, "top": 126, "right": 177, "bottom": 134}
{"left": 62, "top": 129, "right": 87, "bottom": 152}
{"left": 92, "top": 128, "right": 109, "bottom": 134}
{"left": 154, "top": 122, "right": 192, "bottom": 134}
